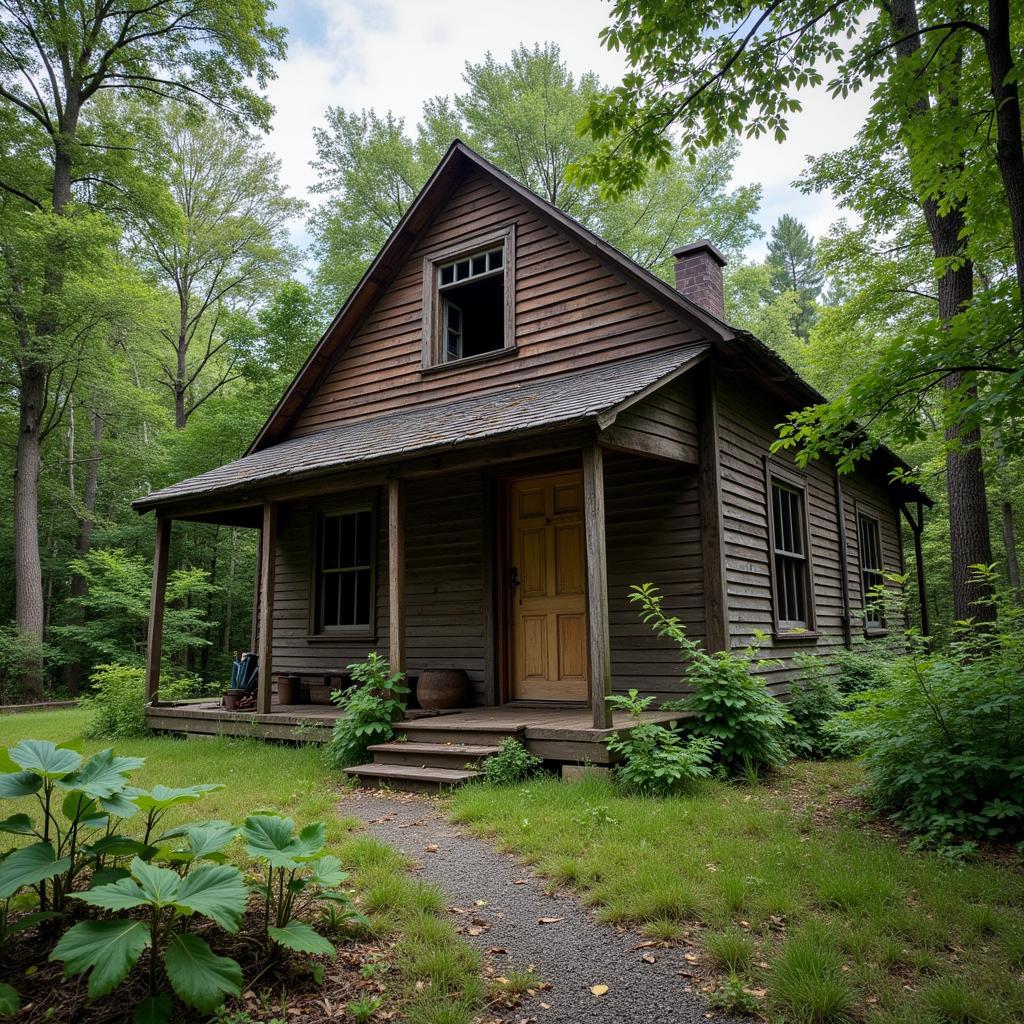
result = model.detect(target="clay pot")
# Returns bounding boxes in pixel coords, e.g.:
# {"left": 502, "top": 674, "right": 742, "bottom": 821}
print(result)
{"left": 223, "top": 690, "right": 243, "bottom": 710}
{"left": 276, "top": 674, "right": 301, "bottom": 705}
{"left": 416, "top": 669, "right": 470, "bottom": 710}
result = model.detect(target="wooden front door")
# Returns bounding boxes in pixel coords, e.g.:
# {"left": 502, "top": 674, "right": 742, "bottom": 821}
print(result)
{"left": 508, "top": 471, "right": 588, "bottom": 701}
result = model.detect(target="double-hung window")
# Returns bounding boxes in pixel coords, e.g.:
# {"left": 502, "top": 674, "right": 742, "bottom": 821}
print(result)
{"left": 766, "top": 468, "right": 816, "bottom": 634}
{"left": 316, "top": 507, "right": 374, "bottom": 633}
{"left": 858, "top": 513, "right": 885, "bottom": 629}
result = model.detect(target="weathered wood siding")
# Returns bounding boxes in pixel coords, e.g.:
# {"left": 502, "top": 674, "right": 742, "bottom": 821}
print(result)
{"left": 270, "top": 471, "right": 488, "bottom": 703}
{"left": 605, "top": 451, "right": 704, "bottom": 699}
{"left": 271, "top": 492, "right": 390, "bottom": 677}
{"left": 404, "top": 473, "right": 487, "bottom": 703}
{"left": 601, "top": 377, "right": 700, "bottom": 464}
{"left": 288, "top": 170, "right": 704, "bottom": 436}
{"left": 714, "top": 374, "right": 903, "bottom": 692}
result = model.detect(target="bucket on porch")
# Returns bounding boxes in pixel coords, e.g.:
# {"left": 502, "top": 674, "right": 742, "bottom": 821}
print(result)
{"left": 275, "top": 674, "right": 301, "bottom": 705}
{"left": 416, "top": 669, "right": 470, "bottom": 710}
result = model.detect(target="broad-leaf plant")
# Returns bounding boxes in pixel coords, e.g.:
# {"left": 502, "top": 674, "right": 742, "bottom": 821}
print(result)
{"left": 0, "top": 740, "right": 361, "bottom": 1021}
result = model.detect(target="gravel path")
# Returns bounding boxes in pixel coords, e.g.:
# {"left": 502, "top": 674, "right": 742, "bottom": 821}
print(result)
{"left": 340, "top": 790, "right": 740, "bottom": 1024}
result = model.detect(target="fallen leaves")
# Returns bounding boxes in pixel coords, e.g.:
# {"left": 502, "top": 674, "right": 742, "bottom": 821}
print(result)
{"left": 537, "top": 916, "right": 563, "bottom": 924}
{"left": 424, "top": 843, "right": 438, "bottom": 853}
{"left": 589, "top": 984, "right": 609, "bottom": 997}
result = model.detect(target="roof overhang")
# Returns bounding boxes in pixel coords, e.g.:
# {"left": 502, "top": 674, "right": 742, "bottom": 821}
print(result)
{"left": 134, "top": 344, "right": 709, "bottom": 516}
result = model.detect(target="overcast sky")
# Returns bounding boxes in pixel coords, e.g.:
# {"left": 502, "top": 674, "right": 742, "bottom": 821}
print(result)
{"left": 265, "top": 0, "right": 871, "bottom": 263}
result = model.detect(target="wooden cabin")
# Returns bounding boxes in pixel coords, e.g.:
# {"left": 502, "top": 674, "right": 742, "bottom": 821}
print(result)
{"left": 134, "top": 141, "right": 929, "bottom": 787}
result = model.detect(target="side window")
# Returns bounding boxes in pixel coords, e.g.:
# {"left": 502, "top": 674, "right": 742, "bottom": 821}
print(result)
{"left": 316, "top": 508, "right": 374, "bottom": 633}
{"left": 768, "top": 476, "right": 815, "bottom": 632}
{"left": 423, "top": 227, "right": 514, "bottom": 367}
{"left": 858, "top": 513, "right": 885, "bottom": 629}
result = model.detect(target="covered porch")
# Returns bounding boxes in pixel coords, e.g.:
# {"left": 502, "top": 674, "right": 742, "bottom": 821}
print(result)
{"left": 137, "top": 346, "right": 721, "bottom": 771}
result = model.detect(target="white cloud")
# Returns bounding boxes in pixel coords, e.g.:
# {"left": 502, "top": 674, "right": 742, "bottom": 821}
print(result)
{"left": 264, "top": 0, "right": 871, "bottom": 266}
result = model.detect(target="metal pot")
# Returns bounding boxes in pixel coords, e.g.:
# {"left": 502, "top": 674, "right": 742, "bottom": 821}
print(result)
{"left": 416, "top": 669, "right": 470, "bottom": 710}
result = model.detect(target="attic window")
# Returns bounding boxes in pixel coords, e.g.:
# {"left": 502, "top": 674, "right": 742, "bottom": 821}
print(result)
{"left": 423, "top": 226, "right": 515, "bottom": 368}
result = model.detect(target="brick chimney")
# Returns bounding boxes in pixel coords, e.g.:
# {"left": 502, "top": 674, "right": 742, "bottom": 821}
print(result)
{"left": 672, "top": 240, "right": 726, "bottom": 320}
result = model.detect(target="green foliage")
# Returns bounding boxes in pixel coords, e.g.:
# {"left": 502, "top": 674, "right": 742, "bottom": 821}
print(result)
{"left": 834, "top": 567, "right": 1024, "bottom": 848}
{"left": 629, "top": 584, "right": 790, "bottom": 776}
{"left": 0, "top": 626, "right": 57, "bottom": 705}
{"left": 51, "top": 548, "right": 214, "bottom": 668}
{"left": 325, "top": 653, "right": 409, "bottom": 769}
{"left": 605, "top": 688, "right": 718, "bottom": 796}
{"left": 80, "top": 663, "right": 206, "bottom": 740}
{"left": 707, "top": 974, "right": 759, "bottom": 1016}
{"left": 830, "top": 645, "right": 891, "bottom": 695}
{"left": 0, "top": 740, "right": 148, "bottom": 914}
{"left": 309, "top": 43, "right": 761, "bottom": 309}
{"left": 242, "top": 812, "right": 368, "bottom": 954}
{"left": 787, "top": 655, "right": 844, "bottom": 760}
{"left": 478, "top": 739, "right": 542, "bottom": 787}
{"left": 765, "top": 214, "right": 824, "bottom": 340}
{"left": 53, "top": 856, "right": 247, "bottom": 1015}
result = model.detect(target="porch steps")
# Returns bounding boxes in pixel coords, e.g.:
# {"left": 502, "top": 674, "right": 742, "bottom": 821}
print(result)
{"left": 343, "top": 762, "right": 483, "bottom": 793}
{"left": 392, "top": 720, "right": 526, "bottom": 747}
{"left": 366, "top": 740, "right": 502, "bottom": 770}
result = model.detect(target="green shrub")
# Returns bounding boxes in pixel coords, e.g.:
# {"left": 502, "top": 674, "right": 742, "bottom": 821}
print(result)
{"left": 605, "top": 688, "right": 718, "bottom": 796}
{"left": 629, "top": 584, "right": 791, "bottom": 776}
{"left": 80, "top": 663, "right": 198, "bottom": 739}
{"left": 834, "top": 566, "right": 1024, "bottom": 848}
{"left": 831, "top": 645, "right": 891, "bottom": 694}
{"left": 479, "top": 738, "right": 542, "bottom": 786}
{"left": 326, "top": 652, "right": 409, "bottom": 768}
{"left": 787, "top": 654, "right": 844, "bottom": 759}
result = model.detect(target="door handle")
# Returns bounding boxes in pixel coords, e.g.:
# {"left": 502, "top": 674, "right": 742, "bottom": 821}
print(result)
{"left": 509, "top": 566, "right": 520, "bottom": 602}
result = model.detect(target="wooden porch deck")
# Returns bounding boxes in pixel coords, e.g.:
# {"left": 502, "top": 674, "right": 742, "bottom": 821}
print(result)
{"left": 145, "top": 701, "right": 684, "bottom": 764}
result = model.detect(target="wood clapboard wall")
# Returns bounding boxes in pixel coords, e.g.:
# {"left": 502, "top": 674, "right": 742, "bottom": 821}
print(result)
{"left": 605, "top": 377, "right": 701, "bottom": 464}
{"left": 604, "top": 450, "right": 704, "bottom": 699}
{"left": 287, "top": 169, "right": 704, "bottom": 436}
{"left": 270, "top": 471, "right": 488, "bottom": 703}
{"left": 714, "top": 372, "right": 904, "bottom": 692}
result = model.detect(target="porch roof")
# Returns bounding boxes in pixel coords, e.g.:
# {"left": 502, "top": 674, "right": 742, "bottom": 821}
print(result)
{"left": 133, "top": 344, "right": 708, "bottom": 513}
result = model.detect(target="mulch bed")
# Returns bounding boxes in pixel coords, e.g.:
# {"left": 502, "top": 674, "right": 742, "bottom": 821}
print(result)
{"left": 2, "top": 907, "right": 394, "bottom": 1024}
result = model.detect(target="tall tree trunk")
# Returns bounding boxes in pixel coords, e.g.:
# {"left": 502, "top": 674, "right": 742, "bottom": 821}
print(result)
{"left": 984, "top": 0, "right": 1024, "bottom": 309}
{"left": 14, "top": 360, "right": 46, "bottom": 701}
{"left": 889, "top": 0, "right": 995, "bottom": 621}
{"left": 11, "top": 98, "right": 80, "bottom": 698}
{"left": 1002, "top": 499, "right": 1022, "bottom": 600}
{"left": 64, "top": 411, "right": 104, "bottom": 694}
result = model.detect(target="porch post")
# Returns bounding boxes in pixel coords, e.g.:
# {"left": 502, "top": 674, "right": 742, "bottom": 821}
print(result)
{"left": 583, "top": 443, "right": 612, "bottom": 729}
{"left": 145, "top": 515, "right": 171, "bottom": 704}
{"left": 256, "top": 501, "right": 277, "bottom": 715}
{"left": 388, "top": 478, "right": 406, "bottom": 676}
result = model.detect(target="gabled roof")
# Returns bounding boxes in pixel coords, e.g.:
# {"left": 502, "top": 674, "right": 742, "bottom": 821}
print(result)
{"left": 247, "top": 139, "right": 733, "bottom": 454}
{"left": 133, "top": 344, "right": 708, "bottom": 512}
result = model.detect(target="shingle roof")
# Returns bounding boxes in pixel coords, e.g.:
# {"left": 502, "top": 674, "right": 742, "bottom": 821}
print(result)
{"left": 133, "top": 344, "right": 708, "bottom": 512}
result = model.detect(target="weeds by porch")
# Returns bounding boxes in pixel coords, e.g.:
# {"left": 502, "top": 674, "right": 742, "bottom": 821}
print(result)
{"left": 449, "top": 761, "right": 1024, "bottom": 1023}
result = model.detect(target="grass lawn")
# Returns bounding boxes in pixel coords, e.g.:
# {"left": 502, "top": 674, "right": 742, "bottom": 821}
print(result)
{"left": 450, "top": 761, "right": 1024, "bottom": 1024}
{"left": 1, "top": 708, "right": 483, "bottom": 1024}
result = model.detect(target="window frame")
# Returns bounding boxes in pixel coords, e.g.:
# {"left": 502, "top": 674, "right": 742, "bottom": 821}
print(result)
{"left": 421, "top": 224, "right": 516, "bottom": 371}
{"left": 763, "top": 458, "right": 818, "bottom": 639}
{"left": 308, "top": 499, "right": 377, "bottom": 640}
{"left": 856, "top": 507, "right": 887, "bottom": 634}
